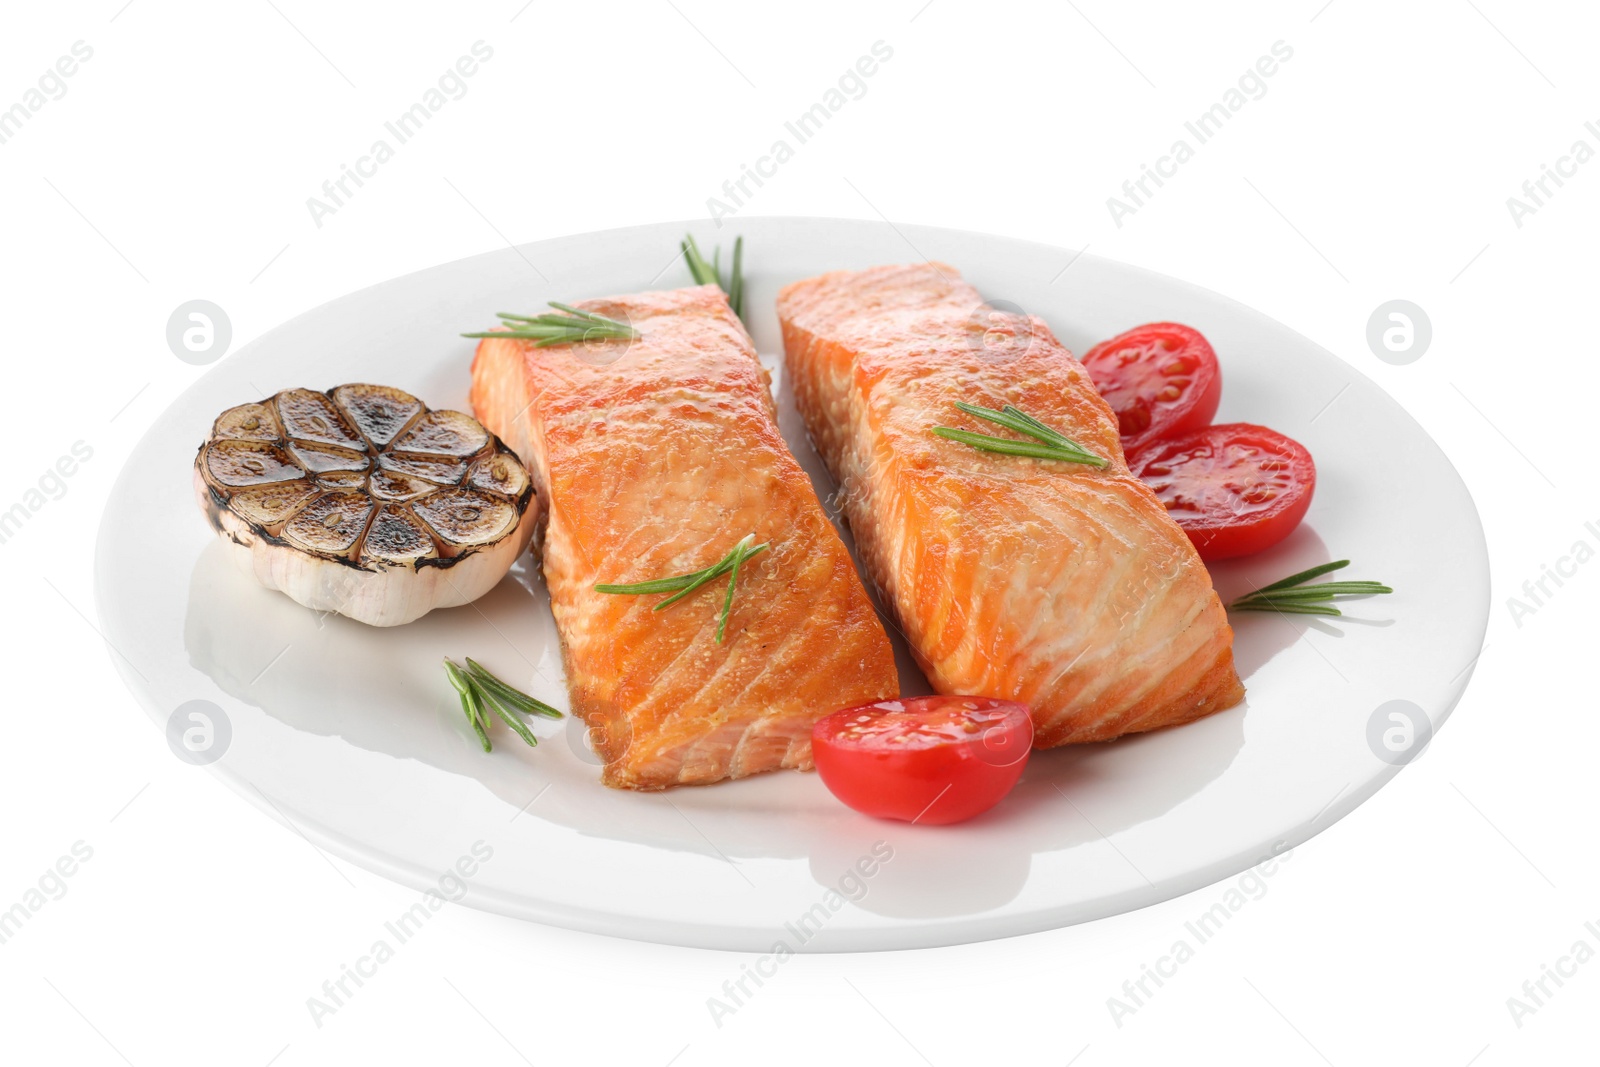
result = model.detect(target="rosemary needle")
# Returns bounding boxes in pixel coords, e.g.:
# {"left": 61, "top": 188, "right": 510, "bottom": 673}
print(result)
{"left": 1252, "top": 559, "right": 1352, "bottom": 593}
{"left": 718, "top": 540, "right": 751, "bottom": 644}
{"left": 1228, "top": 559, "right": 1394, "bottom": 617}
{"left": 462, "top": 302, "right": 639, "bottom": 347}
{"left": 933, "top": 401, "right": 1108, "bottom": 468}
{"left": 728, "top": 237, "right": 744, "bottom": 319}
{"left": 682, "top": 233, "right": 746, "bottom": 319}
{"left": 477, "top": 687, "right": 539, "bottom": 748}
{"left": 595, "top": 534, "right": 769, "bottom": 643}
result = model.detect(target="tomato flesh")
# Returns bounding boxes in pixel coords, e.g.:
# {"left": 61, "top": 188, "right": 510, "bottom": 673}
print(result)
{"left": 1081, "top": 322, "right": 1223, "bottom": 451}
{"left": 1127, "top": 423, "right": 1315, "bottom": 561}
{"left": 812, "top": 696, "right": 1032, "bottom": 825}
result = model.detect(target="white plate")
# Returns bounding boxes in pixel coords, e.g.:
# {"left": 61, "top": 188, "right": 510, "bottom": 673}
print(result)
{"left": 96, "top": 218, "right": 1488, "bottom": 951}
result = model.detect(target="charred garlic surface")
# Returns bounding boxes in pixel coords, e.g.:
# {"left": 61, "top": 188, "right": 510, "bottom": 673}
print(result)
{"left": 194, "top": 384, "right": 536, "bottom": 626}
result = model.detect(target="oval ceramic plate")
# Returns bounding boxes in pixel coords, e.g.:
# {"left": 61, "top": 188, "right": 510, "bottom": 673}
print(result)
{"left": 95, "top": 218, "right": 1487, "bottom": 951}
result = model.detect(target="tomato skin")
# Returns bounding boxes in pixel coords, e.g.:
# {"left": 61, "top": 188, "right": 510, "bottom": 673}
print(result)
{"left": 1081, "top": 323, "right": 1223, "bottom": 452}
{"left": 812, "top": 696, "right": 1033, "bottom": 826}
{"left": 1127, "top": 423, "right": 1316, "bottom": 561}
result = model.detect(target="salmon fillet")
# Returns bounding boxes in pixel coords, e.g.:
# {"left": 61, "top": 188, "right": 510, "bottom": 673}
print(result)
{"left": 777, "top": 263, "right": 1244, "bottom": 746}
{"left": 470, "top": 284, "right": 898, "bottom": 789}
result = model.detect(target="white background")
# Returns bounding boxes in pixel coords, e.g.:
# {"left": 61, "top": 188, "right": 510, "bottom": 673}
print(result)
{"left": 2, "top": 1, "right": 1595, "bottom": 1064}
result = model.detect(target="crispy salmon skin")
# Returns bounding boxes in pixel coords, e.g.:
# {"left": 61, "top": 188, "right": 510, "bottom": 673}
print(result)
{"left": 777, "top": 263, "right": 1244, "bottom": 745}
{"left": 470, "top": 284, "right": 897, "bottom": 789}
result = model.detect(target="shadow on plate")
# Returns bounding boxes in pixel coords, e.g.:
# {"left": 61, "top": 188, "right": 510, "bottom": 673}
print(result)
{"left": 1203, "top": 524, "right": 1398, "bottom": 678}
{"left": 184, "top": 540, "right": 563, "bottom": 800}
{"left": 186, "top": 512, "right": 1252, "bottom": 920}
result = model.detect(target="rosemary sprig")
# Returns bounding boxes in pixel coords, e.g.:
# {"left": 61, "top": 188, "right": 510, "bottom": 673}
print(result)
{"left": 595, "top": 533, "right": 768, "bottom": 643}
{"left": 442, "top": 657, "right": 562, "bottom": 752}
{"left": 682, "top": 233, "right": 745, "bottom": 318}
{"left": 461, "top": 302, "right": 639, "bottom": 347}
{"left": 1228, "top": 560, "right": 1394, "bottom": 617}
{"left": 933, "top": 401, "right": 1109, "bottom": 468}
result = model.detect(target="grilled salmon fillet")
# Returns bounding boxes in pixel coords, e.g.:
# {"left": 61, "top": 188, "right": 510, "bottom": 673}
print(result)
{"left": 777, "top": 263, "right": 1244, "bottom": 746}
{"left": 470, "top": 284, "right": 897, "bottom": 789}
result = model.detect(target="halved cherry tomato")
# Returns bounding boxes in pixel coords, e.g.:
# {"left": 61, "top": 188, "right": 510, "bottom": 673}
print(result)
{"left": 1126, "top": 423, "right": 1315, "bottom": 561}
{"left": 812, "top": 696, "right": 1032, "bottom": 825}
{"left": 1081, "top": 322, "right": 1223, "bottom": 451}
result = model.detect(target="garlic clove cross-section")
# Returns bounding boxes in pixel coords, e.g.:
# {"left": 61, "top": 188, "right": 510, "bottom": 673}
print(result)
{"left": 194, "top": 383, "right": 537, "bottom": 626}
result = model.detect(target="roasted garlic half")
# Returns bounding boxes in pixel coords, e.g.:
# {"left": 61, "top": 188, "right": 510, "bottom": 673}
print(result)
{"left": 194, "top": 384, "right": 536, "bottom": 626}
